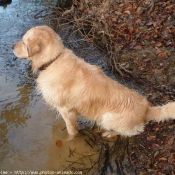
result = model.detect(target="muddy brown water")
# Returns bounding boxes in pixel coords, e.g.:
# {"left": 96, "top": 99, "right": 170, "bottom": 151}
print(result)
{"left": 0, "top": 0, "right": 114, "bottom": 173}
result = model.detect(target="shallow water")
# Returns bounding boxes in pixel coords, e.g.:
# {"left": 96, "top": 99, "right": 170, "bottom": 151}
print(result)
{"left": 0, "top": 1, "right": 102, "bottom": 173}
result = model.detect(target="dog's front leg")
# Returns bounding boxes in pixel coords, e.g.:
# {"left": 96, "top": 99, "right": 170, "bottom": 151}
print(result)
{"left": 58, "top": 108, "right": 78, "bottom": 135}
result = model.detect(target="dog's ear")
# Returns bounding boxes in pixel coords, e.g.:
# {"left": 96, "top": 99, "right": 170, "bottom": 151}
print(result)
{"left": 27, "top": 42, "right": 41, "bottom": 57}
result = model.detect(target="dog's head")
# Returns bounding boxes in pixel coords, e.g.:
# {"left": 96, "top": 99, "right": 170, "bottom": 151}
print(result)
{"left": 12, "top": 26, "right": 64, "bottom": 72}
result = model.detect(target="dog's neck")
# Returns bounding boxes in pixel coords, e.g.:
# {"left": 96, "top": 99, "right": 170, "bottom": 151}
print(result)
{"left": 39, "top": 52, "right": 63, "bottom": 71}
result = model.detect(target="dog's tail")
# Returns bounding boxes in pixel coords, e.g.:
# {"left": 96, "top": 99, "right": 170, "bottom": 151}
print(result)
{"left": 146, "top": 102, "right": 175, "bottom": 122}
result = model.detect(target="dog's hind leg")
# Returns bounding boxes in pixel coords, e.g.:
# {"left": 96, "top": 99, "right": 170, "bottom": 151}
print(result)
{"left": 58, "top": 108, "right": 78, "bottom": 135}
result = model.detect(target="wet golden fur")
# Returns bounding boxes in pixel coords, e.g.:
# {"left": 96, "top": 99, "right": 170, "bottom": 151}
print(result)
{"left": 13, "top": 26, "right": 175, "bottom": 137}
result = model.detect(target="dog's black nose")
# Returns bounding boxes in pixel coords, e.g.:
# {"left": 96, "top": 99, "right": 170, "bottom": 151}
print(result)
{"left": 12, "top": 44, "right": 15, "bottom": 50}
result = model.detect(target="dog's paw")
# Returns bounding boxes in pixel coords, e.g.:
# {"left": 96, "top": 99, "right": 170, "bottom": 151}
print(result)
{"left": 102, "top": 131, "right": 118, "bottom": 138}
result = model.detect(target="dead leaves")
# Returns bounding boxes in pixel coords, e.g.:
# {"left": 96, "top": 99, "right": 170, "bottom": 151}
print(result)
{"left": 70, "top": 0, "right": 175, "bottom": 52}
{"left": 168, "top": 154, "right": 175, "bottom": 165}
{"left": 61, "top": 1, "right": 174, "bottom": 85}
{"left": 155, "top": 47, "right": 168, "bottom": 58}
{"left": 53, "top": 0, "right": 175, "bottom": 82}
{"left": 56, "top": 140, "right": 63, "bottom": 148}
{"left": 136, "top": 6, "right": 143, "bottom": 16}
{"left": 56, "top": 0, "right": 174, "bottom": 83}
{"left": 129, "top": 120, "right": 175, "bottom": 174}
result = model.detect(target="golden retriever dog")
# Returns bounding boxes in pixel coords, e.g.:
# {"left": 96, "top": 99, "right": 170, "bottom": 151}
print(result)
{"left": 12, "top": 26, "right": 175, "bottom": 137}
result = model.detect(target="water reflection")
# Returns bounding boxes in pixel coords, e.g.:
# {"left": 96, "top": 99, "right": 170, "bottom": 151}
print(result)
{"left": 0, "top": 82, "right": 36, "bottom": 167}
{"left": 0, "top": 78, "right": 55, "bottom": 170}
{"left": 0, "top": 0, "right": 52, "bottom": 170}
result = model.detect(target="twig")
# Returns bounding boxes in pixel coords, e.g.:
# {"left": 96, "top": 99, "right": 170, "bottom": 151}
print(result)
{"left": 84, "top": 138, "right": 93, "bottom": 148}
{"left": 113, "top": 59, "right": 124, "bottom": 77}
{"left": 68, "top": 147, "right": 76, "bottom": 158}
{"left": 86, "top": 162, "right": 97, "bottom": 173}
{"left": 97, "top": 143, "right": 109, "bottom": 174}
{"left": 64, "top": 154, "right": 97, "bottom": 171}
{"left": 66, "top": 160, "right": 86, "bottom": 166}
